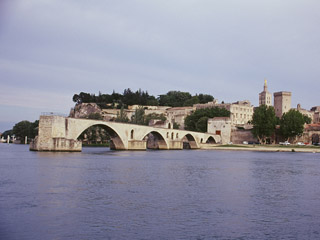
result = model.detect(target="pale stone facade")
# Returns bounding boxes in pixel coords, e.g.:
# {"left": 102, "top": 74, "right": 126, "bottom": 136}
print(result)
{"left": 274, "top": 91, "right": 292, "bottom": 118}
{"left": 166, "top": 106, "right": 194, "bottom": 130}
{"left": 295, "top": 104, "right": 314, "bottom": 122}
{"left": 259, "top": 79, "right": 272, "bottom": 106}
{"left": 207, "top": 117, "right": 231, "bottom": 144}
{"left": 310, "top": 106, "right": 320, "bottom": 123}
{"left": 314, "top": 112, "right": 320, "bottom": 123}
{"left": 195, "top": 100, "right": 254, "bottom": 126}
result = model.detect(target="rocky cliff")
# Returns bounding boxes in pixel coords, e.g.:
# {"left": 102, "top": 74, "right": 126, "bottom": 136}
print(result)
{"left": 69, "top": 103, "right": 102, "bottom": 118}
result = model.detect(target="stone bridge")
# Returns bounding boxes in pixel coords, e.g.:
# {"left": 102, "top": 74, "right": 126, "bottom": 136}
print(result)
{"left": 30, "top": 115, "right": 221, "bottom": 151}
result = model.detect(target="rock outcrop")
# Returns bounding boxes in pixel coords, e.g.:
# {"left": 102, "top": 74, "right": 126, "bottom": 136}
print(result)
{"left": 69, "top": 103, "right": 102, "bottom": 118}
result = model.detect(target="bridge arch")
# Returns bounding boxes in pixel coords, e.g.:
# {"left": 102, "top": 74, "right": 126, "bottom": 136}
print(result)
{"left": 76, "top": 123, "right": 126, "bottom": 150}
{"left": 206, "top": 136, "right": 216, "bottom": 144}
{"left": 182, "top": 133, "right": 199, "bottom": 149}
{"left": 142, "top": 131, "right": 168, "bottom": 150}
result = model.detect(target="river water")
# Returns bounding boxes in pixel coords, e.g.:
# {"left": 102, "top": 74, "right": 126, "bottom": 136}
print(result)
{"left": 1, "top": 144, "right": 320, "bottom": 240}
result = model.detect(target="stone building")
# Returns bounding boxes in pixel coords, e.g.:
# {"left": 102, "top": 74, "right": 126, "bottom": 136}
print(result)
{"left": 295, "top": 104, "right": 314, "bottom": 122}
{"left": 207, "top": 117, "right": 231, "bottom": 144}
{"left": 274, "top": 91, "right": 292, "bottom": 118}
{"left": 166, "top": 106, "right": 194, "bottom": 130}
{"left": 259, "top": 79, "right": 272, "bottom": 106}
{"left": 310, "top": 106, "right": 320, "bottom": 123}
{"left": 297, "top": 123, "right": 320, "bottom": 144}
{"left": 195, "top": 100, "right": 254, "bottom": 126}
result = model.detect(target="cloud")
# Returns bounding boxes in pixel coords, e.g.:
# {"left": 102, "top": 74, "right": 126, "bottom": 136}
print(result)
{"left": 0, "top": 0, "right": 320, "bottom": 124}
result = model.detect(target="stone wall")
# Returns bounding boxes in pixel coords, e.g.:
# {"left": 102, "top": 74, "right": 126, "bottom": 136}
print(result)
{"left": 231, "top": 129, "right": 257, "bottom": 144}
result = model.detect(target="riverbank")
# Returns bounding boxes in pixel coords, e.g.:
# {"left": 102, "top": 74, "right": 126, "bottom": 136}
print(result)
{"left": 200, "top": 144, "right": 320, "bottom": 153}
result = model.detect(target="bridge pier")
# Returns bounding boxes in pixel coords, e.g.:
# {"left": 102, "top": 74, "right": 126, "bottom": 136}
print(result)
{"left": 127, "top": 140, "right": 147, "bottom": 150}
{"left": 30, "top": 137, "right": 82, "bottom": 152}
{"left": 169, "top": 140, "right": 183, "bottom": 150}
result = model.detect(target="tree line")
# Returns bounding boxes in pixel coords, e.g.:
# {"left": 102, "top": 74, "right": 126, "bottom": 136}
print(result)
{"left": 251, "top": 105, "right": 312, "bottom": 144}
{"left": 72, "top": 89, "right": 214, "bottom": 109}
{"left": 1, "top": 120, "right": 39, "bottom": 143}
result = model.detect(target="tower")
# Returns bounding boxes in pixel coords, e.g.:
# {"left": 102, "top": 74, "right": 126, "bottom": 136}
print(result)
{"left": 273, "top": 91, "right": 292, "bottom": 118}
{"left": 259, "top": 79, "right": 272, "bottom": 106}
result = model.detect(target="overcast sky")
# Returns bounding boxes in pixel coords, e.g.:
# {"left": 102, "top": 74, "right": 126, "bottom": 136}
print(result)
{"left": 0, "top": 0, "right": 319, "bottom": 132}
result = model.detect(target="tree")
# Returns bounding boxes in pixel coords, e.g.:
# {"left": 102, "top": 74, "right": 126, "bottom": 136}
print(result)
{"left": 72, "top": 94, "right": 81, "bottom": 104}
{"left": 115, "top": 107, "right": 129, "bottom": 123}
{"left": 184, "top": 96, "right": 200, "bottom": 106}
{"left": 251, "top": 105, "right": 277, "bottom": 144}
{"left": 12, "top": 120, "right": 39, "bottom": 142}
{"left": 144, "top": 113, "right": 166, "bottom": 125}
{"left": 2, "top": 129, "right": 13, "bottom": 139}
{"left": 158, "top": 91, "right": 192, "bottom": 107}
{"left": 280, "top": 109, "right": 307, "bottom": 142}
{"left": 184, "top": 107, "right": 230, "bottom": 132}
{"left": 30, "top": 120, "right": 39, "bottom": 139}
{"left": 303, "top": 115, "right": 312, "bottom": 124}
{"left": 86, "top": 113, "right": 103, "bottom": 120}
{"left": 173, "top": 122, "right": 180, "bottom": 129}
{"left": 72, "top": 89, "right": 213, "bottom": 108}
{"left": 198, "top": 94, "right": 214, "bottom": 104}
{"left": 131, "top": 106, "right": 145, "bottom": 125}
{"left": 195, "top": 116, "right": 209, "bottom": 132}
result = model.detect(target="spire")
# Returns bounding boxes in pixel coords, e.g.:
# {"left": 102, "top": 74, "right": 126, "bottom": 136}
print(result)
{"left": 263, "top": 79, "right": 268, "bottom": 92}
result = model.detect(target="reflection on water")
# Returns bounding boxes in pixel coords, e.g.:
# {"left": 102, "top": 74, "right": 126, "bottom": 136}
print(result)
{"left": 1, "top": 144, "right": 320, "bottom": 240}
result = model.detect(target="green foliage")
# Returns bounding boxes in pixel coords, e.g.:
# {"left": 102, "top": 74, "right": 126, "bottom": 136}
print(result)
{"left": 115, "top": 107, "right": 130, "bottom": 123}
{"left": 183, "top": 96, "right": 200, "bottom": 106}
{"left": 251, "top": 105, "right": 277, "bottom": 144}
{"left": 86, "top": 113, "right": 103, "bottom": 120}
{"left": 78, "top": 126, "right": 110, "bottom": 144}
{"left": 173, "top": 122, "right": 180, "bottom": 129}
{"left": 2, "top": 129, "right": 13, "bottom": 139}
{"left": 184, "top": 107, "right": 230, "bottom": 132}
{"left": 73, "top": 89, "right": 214, "bottom": 108}
{"left": 195, "top": 116, "right": 209, "bottom": 132}
{"left": 303, "top": 115, "right": 312, "bottom": 124}
{"left": 158, "top": 91, "right": 192, "bottom": 107}
{"left": 30, "top": 120, "right": 39, "bottom": 138}
{"left": 280, "top": 109, "right": 306, "bottom": 141}
{"left": 131, "top": 106, "right": 145, "bottom": 125}
{"left": 12, "top": 120, "right": 39, "bottom": 142}
{"left": 144, "top": 113, "right": 166, "bottom": 125}
{"left": 198, "top": 94, "right": 214, "bottom": 104}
